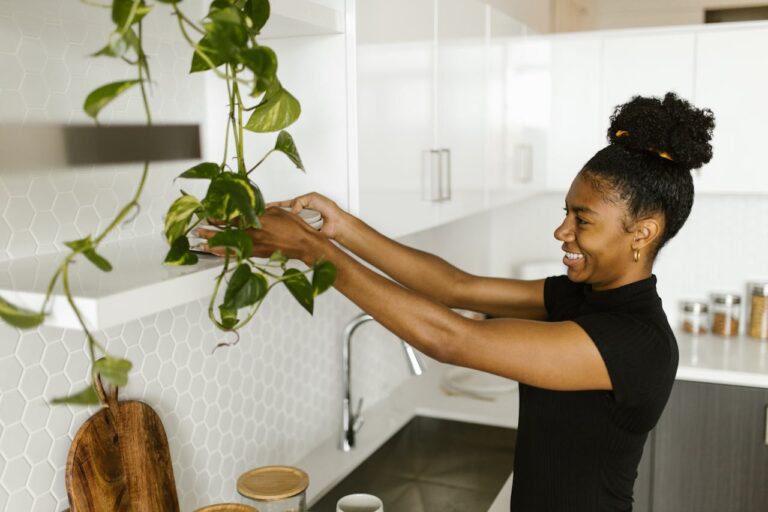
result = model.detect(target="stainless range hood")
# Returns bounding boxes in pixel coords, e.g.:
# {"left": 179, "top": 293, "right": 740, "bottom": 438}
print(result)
{"left": 0, "top": 124, "right": 201, "bottom": 171}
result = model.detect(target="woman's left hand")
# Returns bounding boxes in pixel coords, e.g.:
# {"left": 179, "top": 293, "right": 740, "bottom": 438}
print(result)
{"left": 194, "top": 206, "right": 322, "bottom": 264}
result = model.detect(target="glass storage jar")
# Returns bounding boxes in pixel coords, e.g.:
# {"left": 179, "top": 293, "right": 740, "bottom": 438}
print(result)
{"left": 680, "top": 300, "right": 709, "bottom": 334}
{"left": 237, "top": 465, "right": 308, "bottom": 512}
{"left": 748, "top": 282, "right": 768, "bottom": 340}
{"left": 710, "top": 293, "right": 741, "bottom": 336}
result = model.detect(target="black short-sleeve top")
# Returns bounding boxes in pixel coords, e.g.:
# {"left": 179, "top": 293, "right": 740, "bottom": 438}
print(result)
{"left": 509, "top": 274, "right": 678, "bottom": 512}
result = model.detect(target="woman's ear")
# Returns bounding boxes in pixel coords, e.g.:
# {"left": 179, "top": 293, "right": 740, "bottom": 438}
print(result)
{"left": 631, "top": 216, "right": 663, "bottom": 250}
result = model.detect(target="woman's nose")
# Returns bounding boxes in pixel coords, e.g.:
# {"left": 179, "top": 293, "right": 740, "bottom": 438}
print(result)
{"left": 554, "top": 217, "right": 574, "bottom": 242}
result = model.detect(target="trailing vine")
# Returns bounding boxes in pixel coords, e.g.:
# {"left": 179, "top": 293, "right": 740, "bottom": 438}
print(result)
{"left": 0, "top": 0, "right": 335, "bottom": 405}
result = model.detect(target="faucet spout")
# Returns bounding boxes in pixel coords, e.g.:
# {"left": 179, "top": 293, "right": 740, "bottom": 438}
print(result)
{"left": 340, "top": 312, "right": 423, "bottom": 452}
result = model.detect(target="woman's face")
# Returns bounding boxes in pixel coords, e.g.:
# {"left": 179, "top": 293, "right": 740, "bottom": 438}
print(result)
{"left": 554, "top": 173, "right": 641, "bottom": 291}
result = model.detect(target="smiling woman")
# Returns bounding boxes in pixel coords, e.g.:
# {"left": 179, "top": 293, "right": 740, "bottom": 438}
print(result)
{"left": 195, "top": 92, "right": 715, "bottom": 511}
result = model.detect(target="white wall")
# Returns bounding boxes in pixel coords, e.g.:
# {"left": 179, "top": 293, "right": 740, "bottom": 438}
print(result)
{"left": 488, "top": 192, "right": 768, "bottom": 329}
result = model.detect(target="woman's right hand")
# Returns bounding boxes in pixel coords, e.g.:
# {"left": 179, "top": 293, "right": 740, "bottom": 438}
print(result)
{"left": 267, "top": 192, "right": 349, "bottom": 241}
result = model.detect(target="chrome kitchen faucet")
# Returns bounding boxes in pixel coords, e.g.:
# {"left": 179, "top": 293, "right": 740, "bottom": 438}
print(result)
{"left": 340, "top": 313, "right": 423, "bottom": 452}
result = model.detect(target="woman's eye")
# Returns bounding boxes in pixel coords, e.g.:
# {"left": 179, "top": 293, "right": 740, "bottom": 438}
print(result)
{"left": 576, "top": 217, "right": 587, "bottom": 225}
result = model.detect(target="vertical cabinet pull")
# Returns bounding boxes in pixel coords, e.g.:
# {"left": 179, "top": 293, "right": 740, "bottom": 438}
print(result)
{"left": 422, "top": 148, "right": 452, "bottom": 202}
{"left": 440, "top": 148, "right": 452, "bottom": 201}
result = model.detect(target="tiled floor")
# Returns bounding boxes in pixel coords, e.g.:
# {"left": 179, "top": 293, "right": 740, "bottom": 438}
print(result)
{"left": 310, "top": 416, "right": 516, "bottom": 512}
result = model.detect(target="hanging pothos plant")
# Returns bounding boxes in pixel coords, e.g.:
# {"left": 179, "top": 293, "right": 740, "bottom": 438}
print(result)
{"left": 0, "top": 0, "right": 336, "bottom": 405}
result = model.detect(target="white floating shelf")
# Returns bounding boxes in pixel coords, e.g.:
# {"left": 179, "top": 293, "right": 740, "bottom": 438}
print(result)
{"left": 0, "top": 235, "right": 230, "bottom": 331}
{"left": 261, "top": 0, "right": 344, "bottom": 38}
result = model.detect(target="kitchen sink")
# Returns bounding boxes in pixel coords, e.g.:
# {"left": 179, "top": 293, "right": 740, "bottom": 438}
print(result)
{"left": 309, "top": 416, "right": 516, "bottom": 511}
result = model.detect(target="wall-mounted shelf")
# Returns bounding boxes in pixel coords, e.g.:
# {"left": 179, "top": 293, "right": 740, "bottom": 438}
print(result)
{"left": 0, "top": 235, "right": 231, "bottom": 331}
{"left": 0, "top": 124, "right": 201, "bottom": 172}
{"left": 261, "top": 0, "right": 344, "bottom": 38}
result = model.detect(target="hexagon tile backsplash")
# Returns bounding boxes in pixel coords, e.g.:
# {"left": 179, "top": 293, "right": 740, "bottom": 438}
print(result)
{"left": 0, "top": 1, "right": 414, "bottom": 510}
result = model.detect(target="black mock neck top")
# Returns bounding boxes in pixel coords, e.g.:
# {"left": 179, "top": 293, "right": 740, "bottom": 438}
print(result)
{"left": 510, "top": 274, "right": 678, "bottom": 512}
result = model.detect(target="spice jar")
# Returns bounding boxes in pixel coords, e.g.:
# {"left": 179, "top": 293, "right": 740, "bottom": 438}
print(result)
{"left": 680, "top": 300, "right": 709, "bottom": 334}
{"left": 748, "top": 282, "right": 768, "bottom": 340}
{"left": 237, "top": 465, "right": 308, "bottom": 512}
{"left": 710, "top": 293, "right": 741, "bottom": 336}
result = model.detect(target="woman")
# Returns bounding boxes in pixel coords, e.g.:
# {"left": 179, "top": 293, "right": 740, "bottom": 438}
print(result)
{"left": 197, "top": 92, "right": 714, "bottom": 510}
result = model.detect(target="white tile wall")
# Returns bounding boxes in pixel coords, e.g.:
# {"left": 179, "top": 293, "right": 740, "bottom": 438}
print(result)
{"left": 0, "top": 1, "right": 415, "bottom": 510}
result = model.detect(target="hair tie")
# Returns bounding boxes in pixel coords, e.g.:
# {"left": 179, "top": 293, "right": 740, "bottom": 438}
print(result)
{"left": 614, "top": 130, "right": 674, "bottom": 161}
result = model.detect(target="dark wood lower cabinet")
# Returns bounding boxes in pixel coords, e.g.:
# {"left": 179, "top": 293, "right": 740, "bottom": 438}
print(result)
{"left": 633, "top": 380, "right": 768, "bottom": 512}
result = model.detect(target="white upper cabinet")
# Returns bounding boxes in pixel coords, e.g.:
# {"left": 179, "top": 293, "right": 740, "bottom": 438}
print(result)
{"left": 547, "top": 35, "right": 602, "bottom": 192}
{"left": 601, "top": 31, "right": 696, "bottom": 124}
{"left": 355, "top": 0, "right": 439, "bottom": 237}
{"left": 434, "top": 0, "right": 488, "bottom": 224}
{"left": 487, "top": 7, "right": 541, "bottom": 206}
{"left": 694, "top": 26, "right": 768, "bottom": 194}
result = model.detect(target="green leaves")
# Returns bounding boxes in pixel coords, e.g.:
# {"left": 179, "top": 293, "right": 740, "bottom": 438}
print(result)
{"left": 93, "top": 28, "right": 140, "bottom": 58}
{"left": 245, "top": 0, "right": 270, "bottom": 34}
{"left": 0, "top": 296, "right": 45, "bottom": 329}
{"left": 283, "top": 268, "right": 313, "bottom": 314}
{"left": 164, "top": 194, "right": 202, "bottom": 243}
{"left": 245, "top": 81, "right": 301, "bottom": 133}
{"left": 112, "top": 0, "right": 152, "bottom": 32}
{"left": 274, "top": 131, "right": 304, "bottom": 172}
{"left": 208, "top": 229, "right": 253, "bottom": 260}
{"left": 164, "top": 236, "right": 199, "bottom": 266}
{"left": 312, "top": 260, "right": 336, "bottom": 297}
{"left": 64, "top": 236, "right": 113, "bottom": 272}
{"left": 94, "top": 357, "right": 133, "bottom": 387}
{"left": 238, "top": 46, "right": 277, "bottom": 95}
{"left": 52, "top": 384, "right": 100, "bottom": 406}
{"left": 202, "top": 173, "right": 264, "bottom": 228}
{"left": 223, "top": 263, "right": 268, "bottom": 310}
{"left": 178, "top": 162, "right": 221, "bottom": 180}
{"left": 84, "top": 79, "right": 141, "bottom": 120}
{"left": 281, "top": 261, "right": 335, "bottom": 315}
{"left": 190, "top": 34, "right": 226, "bottom": 73}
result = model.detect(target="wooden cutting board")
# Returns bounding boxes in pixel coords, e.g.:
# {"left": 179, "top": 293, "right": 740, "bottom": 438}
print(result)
{"left": 66, "top": 385, "right": 180, "bottom": 512}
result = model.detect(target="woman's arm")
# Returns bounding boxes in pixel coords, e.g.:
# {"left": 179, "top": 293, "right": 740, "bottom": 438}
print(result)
{"left": 307, "top": 227, "right": 611, "bottom": 391}
{"left": 196, "top": 208, "right": 609, "bottom": 391}
{"left": 274, "top": 193, "right": 548, "bottom": 320}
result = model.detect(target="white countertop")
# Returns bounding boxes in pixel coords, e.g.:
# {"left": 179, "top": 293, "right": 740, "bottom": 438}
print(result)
{"left": 675, "top": 330, "right": 768, "bottom": 388}
{"left": 296, "top": 330, "right": 768, "bottom": 511}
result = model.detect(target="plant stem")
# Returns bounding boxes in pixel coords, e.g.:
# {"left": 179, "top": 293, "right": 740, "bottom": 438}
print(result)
{"left": 208, "top": 252, "right": 232, "bottom": 329}
{"left": 94, "top": 162, "right": 149, "bottom": 245}
{"left": 247, "top": 149, "right": 274, "bottom": 175}
{"left": 233, "top": 78, "right": 246, "bottom": 174}
{"left": 62, "top": 263, "right": 106, "bottom": 366}
{"left": 227, "top": 71, "right": 242, "bottom": 171}
{"left": 136, "top": 22, "right": 152, "bottom": 126}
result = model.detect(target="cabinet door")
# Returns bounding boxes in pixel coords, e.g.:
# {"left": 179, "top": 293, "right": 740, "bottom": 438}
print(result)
{"left": 355, "top": 0, "right": 438, "bottom": 237}
{"left": 434, "top": 0, "right": 488, "bottom": 225}
{"left": 694, "top": 27, "right": 768, "bottom": 194}
{"left": 601, "top": 32, "right": 695, "bottom": 130}
{"left": 487, "top": 7, "right": 531, "bottom": 207}
{"left": 652, "top": 380, "right": 768, "bottom": 512}
{"left": 547, "top": 35, "right": 602, "bottom": 192}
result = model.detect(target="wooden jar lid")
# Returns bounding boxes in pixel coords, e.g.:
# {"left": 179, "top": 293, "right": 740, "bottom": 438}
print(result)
{"left": 194, "top": 504, "right": 258, "bottom": 512}
{"left": 237, "top": 466, "right": 309, "bottom": 501}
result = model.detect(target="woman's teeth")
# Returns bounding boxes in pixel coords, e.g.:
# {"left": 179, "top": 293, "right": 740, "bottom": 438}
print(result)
{"left": 565, "top": 252, "right": 584, "bottom": 260}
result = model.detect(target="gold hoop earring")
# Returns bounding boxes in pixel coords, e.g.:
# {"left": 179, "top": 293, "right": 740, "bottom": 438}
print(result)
{"left": 633, "top": 249, "right": 640, "bottom": 263}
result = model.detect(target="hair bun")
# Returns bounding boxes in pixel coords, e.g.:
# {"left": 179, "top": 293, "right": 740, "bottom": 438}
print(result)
{"left": 607, "top": 92, "right": 715, "bottom": 170}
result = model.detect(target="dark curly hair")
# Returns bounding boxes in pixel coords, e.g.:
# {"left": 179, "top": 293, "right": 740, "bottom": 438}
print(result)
{"left": 580, "top": 92, "right": 715, "bottom": 259}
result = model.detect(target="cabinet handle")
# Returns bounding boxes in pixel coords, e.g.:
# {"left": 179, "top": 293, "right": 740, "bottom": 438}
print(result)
{"left": 440, "top": 148, "right": 452, "bottom": 201}
{"left": 422, "top": 149, "right": 442, "bottom": 202}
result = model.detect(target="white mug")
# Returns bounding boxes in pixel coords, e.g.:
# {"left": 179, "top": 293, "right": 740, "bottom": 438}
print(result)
{"left": 336, "top": 493, "right": 383, "bottom": 512}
